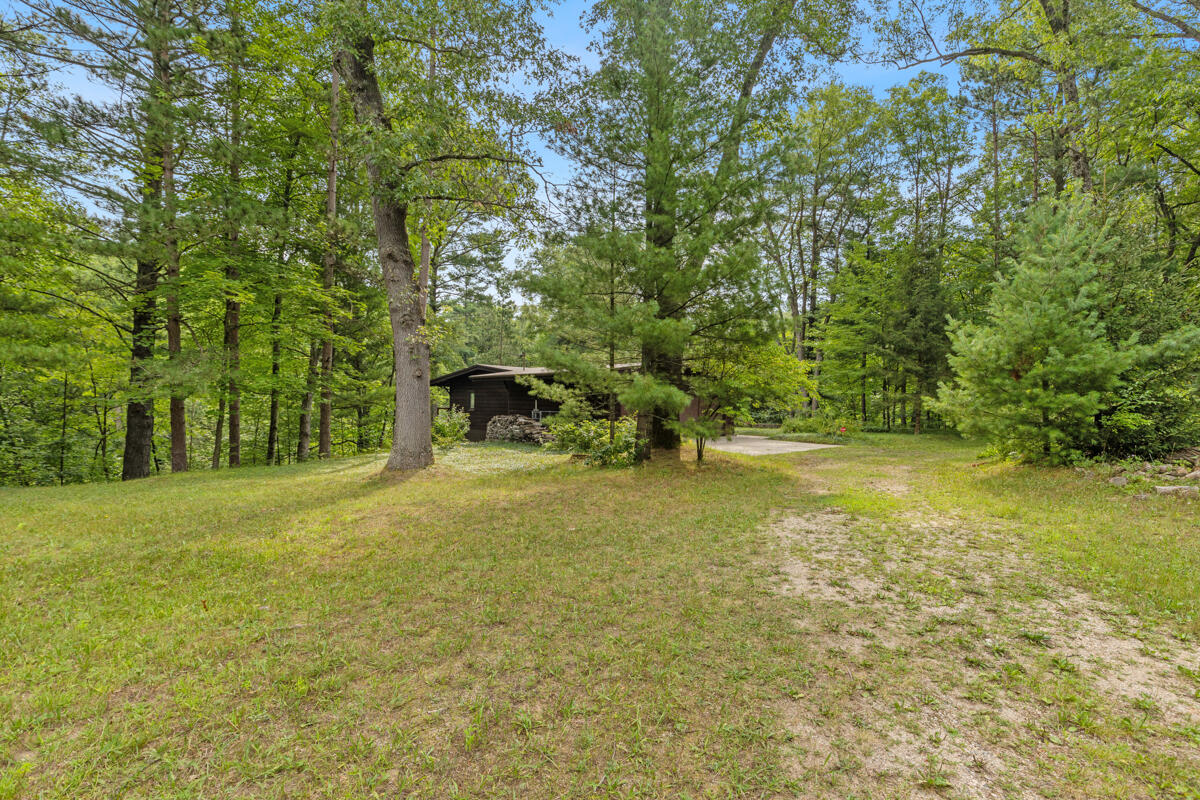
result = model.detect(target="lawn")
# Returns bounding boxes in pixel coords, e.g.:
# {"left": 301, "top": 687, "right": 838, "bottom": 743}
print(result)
{"left": 1, "top": 437, "right": 1198, "bottom": 798}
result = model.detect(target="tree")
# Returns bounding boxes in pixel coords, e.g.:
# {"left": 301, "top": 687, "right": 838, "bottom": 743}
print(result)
{"left": 547, "top": 0, "right": 852, "bottom": 459}
{"left": 331, "top": 0, "right": 551, "bottom": 470}
{"left": 936, "top": 202, "right": 1137, "bottom": 462}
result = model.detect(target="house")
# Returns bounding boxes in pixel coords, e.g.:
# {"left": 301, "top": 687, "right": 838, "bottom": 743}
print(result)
{"left": 430, "top": 364, "right": 564, "bottom": 441}
{"left": 431, "top": 363, "right": 705, "bottom": 443}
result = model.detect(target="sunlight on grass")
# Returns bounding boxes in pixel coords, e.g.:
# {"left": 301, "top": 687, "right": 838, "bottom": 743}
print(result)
{"left": 0, "top": 445, "right": 804, "bottom": 798}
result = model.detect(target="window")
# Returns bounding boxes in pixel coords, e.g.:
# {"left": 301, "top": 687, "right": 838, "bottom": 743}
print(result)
{"left": 469, "top": 392, "right": 475, "bottom": 411}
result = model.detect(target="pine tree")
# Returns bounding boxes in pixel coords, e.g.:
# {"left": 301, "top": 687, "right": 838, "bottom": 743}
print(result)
{"left": 935, "top": 203, "right": 1136, "bottom": 462}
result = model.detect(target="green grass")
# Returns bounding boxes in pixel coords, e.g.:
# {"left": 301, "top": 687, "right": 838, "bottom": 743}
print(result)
{"left": 0, "top": 444, "right": 810, "bottom": 798}
{"left": 1, "top": 436, "right": 1198, "bottom": 798}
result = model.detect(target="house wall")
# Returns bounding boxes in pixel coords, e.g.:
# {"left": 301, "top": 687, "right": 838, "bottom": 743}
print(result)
{"left": 446, "top": 379, "right": 509, "bottom": 441}
{"left": 443, "top": 378, "right": 562, "bottom": 441}
{"left": 501, "top": 380, "right": 561, "bottom": 421}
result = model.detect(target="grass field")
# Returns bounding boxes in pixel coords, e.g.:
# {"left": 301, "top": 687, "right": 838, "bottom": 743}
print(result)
{"left": 1, "top": 436, "right": 1198, "bottom": 798}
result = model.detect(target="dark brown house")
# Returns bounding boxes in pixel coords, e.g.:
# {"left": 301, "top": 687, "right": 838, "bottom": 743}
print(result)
{"left": 431, "top": 363, "right": 704, "bottom": 442}
{"left": 431, "top": 364, "right": 564, "bottom": 441}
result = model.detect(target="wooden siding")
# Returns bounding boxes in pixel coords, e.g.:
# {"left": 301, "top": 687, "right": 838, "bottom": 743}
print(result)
{"left": 443, "top": 377, "right": 562, "bottom": 441}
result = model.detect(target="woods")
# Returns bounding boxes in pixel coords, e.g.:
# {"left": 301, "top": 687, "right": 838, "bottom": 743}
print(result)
{"left": 2, "top": 0, "right": 1199, "bottom": 482}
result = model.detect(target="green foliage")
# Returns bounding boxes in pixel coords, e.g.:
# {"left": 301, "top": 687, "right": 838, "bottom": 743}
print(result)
{"left": 431, "top": 406, "right": 470, "bottom": 448}
{"left": 780, "top": 413, "right": 861, "bottom": 439}
{"left": 936, "top": 202, "right": 1147, "bottom": 462}
{"left": 544, "top": 415, "right": 638, "bottom": 467}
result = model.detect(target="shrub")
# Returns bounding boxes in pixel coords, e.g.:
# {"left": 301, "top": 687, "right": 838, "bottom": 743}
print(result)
{"left": 781, "top": 413, "right": 860, "bottom": 437}
{"left": 432, "top": 406, "right": 470, "bottom": 448}
{"left": 545, "top": 415, "right": 638, "bottom": 467}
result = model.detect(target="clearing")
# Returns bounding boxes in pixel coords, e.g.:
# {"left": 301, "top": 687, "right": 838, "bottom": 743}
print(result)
{"left": 1, "top": 436, "right": 1198, "bottom": 798}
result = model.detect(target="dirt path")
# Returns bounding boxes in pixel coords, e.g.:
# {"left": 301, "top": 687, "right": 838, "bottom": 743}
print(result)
{"left": 770, "top": 456, "right": 1200, "bottom": 799}
{"left": 706, "top": 435, "right": 839, "bottom": 456}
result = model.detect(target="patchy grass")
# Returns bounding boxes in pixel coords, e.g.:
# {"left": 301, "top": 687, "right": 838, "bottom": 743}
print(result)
{"left": 2, "top": 435, "right": 1198, "bottom": 798}
{"left": 768, "top": 434, "right": 1200, "bottom": 797}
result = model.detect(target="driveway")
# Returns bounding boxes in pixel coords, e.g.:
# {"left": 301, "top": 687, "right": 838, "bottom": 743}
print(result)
{"left": 705, "top": 435, "right": 838, "bottom": 456}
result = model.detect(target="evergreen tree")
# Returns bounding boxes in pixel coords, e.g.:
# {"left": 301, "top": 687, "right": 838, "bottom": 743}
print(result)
{"left": 936, "top": 203, "right": 1137, "bottom": 462}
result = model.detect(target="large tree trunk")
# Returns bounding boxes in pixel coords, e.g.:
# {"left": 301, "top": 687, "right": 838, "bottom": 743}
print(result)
{"left": 223, "top": 282, "right": 240, "bottom": 467}
{"left": 121, "top": 271, "right": 158, "bottom": 480}
{"left": 337, "top": 36, "right": 433, "bottom": 471}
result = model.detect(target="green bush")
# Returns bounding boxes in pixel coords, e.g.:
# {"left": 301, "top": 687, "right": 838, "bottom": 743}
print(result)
{"left": 780, "top": 413, "right": 860, "bottom": 437}
{"left": 545, "top": 415, "right": 638, "bottom": 467}
{"left": 432, "top": 406, "right": 471, "bottom": 448}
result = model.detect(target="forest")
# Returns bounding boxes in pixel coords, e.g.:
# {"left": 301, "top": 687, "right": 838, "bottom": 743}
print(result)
{"left": 2, "top": 0, "right": 1199, "bottom": 484}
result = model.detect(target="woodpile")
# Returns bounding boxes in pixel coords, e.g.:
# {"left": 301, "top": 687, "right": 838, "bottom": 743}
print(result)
{"left": 485, "top": 414, "right": 553, "bottom": 444}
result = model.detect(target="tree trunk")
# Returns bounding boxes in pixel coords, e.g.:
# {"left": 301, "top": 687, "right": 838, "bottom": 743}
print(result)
{"left": 266, "top": 134, "right": 300, "bottom": 467}
{"left": 211, "top": 394, "right": 225, "bottom": 470}
{"left": 337, "top": 35, "right": 433, "bottom": 471}
{"left": 297, "top": 342, "right": 318, "bottom": 462}
{"left": 224, "top": 10, "right": 243, "bottom": 468}
{"left": 266, "top": 292, "right": 282, "bottom": 465}
{"left": 319, "top": 66, "right": 339, "bottom": 460}
{"left": 121, "top": 256, "right": 157, "bottom": 481}
{"left": 162, "top": 49, "right": 186, "bottom": 474}
{"left": 860, "top": 354, "right": 867, "bottom": 423}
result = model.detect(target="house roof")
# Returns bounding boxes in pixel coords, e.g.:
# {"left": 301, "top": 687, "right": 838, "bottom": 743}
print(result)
{"left": 430, "top": 362, "right": 643, "bottom": 386}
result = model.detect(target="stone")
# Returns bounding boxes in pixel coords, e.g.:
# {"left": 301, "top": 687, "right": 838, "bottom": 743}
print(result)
{"left": 1155, "top": 485, "right": 1199, "bottom": 497}
{"left": 1185, "top": 471, "right": 1200, "bottom": 481}
{"left": 1108, "top": 476, "right": 1128, "bottom": 487}
{"left": 484, "top": 414, "right": 554, "bottom": 444}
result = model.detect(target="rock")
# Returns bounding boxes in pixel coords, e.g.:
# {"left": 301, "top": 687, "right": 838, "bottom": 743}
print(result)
{"left": 485, "top": 414, "right": 553, "bottom": 444}
{"left": 1108, "top": 476, "right": 1128, "bottom": 487}
{"left": 1169, "top": 467, "right": 1189, "bottom": 477}
{"left": 1132, "top": 493, "right": 1151, "bottom": 500}
{"left": 1155, "top": 485, "right": 1199, "bottom": 497}
{"left": 1185, "top": 471, "right": 1200, "bottom": 481}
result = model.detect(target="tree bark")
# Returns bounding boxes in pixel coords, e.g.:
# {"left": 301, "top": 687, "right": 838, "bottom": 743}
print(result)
{"left": 122, "top": 255, "right": 158, "bottom": 481}
{"left": 336, "top": 35, "right": 433, "bottom": 471}
{"left": 297, "top": 343, "right": 319, "bottom": 461}
{"left": 266, "top": 134, "right": 300, "bottom": 466}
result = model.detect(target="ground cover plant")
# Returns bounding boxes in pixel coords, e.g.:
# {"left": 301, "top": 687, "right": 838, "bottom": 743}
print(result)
{"left": 2, "top": 437, "right": 1198, "bottom": 798}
